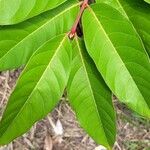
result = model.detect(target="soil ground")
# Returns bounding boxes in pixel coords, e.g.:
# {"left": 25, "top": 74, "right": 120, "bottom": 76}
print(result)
{"left": 0, "top": 70, "right": 150, "bottom": 150}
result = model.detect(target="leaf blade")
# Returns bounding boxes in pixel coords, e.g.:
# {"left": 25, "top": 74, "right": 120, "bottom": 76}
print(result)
{"left": 0, "top": 34, "right": 72, "bottom": 145}
{"left": 82, "top": 4, "right": 150, "bottom": 118}
{"left": 67, "top": 37, "right": 116, "bottom": 149}
{"left": 144, "top": 0, "right": 150, "bottom": 4}
{"left": 96, "top": 0, "right": 150, "bottom": 56}
{"left": 0, "top": 0, "right": 67, "bottom": 25}
{"left": 0, "top": 0, "right": 79, "bottom": 71}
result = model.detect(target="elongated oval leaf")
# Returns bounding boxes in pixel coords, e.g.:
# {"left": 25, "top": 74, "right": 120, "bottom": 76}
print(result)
{"left": 0, "top": 0, "right": 67, "bottom": 25}
{"left": 0, "top": 0, "right": 79, "bottom": 71}
{"left": 67, "top": 37, "right": 116, "bottom": 149}
{"left": 96, "top": 0, "right": 150, "bottom": 56}
{"left": 0, "top": 34, "right": 72, "bottom": 145}
{"left": 83, "top": 4, "right": 150, "bottom": 118}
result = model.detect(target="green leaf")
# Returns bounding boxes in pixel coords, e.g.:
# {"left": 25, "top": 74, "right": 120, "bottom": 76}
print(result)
{"left": 0, "top": 0, "right": 79, "bottom": 71}
{"left": 67, "top": 37, "right": 116, "bottom": 149}
{"left": 0, "top": 34, "right": 72, "bottom": 145}
{"left": 95, "top": 0, "right": 126, "bottom": 16}
{"left": 144, "top": 0, "right": 150, "bottom": 4}
{"left": 82, "top": 3, "right": 150, "bottom": 118}
{"left": 96, "top": 0, "right": 150, "bottom": 56}
{"left": 0, "top": 0, "right": 67, "bottom": 25}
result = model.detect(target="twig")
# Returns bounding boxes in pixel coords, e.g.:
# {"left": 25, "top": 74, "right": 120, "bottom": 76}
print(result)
{"left": 68, "top": 0, "right": 89, "bottom": 39}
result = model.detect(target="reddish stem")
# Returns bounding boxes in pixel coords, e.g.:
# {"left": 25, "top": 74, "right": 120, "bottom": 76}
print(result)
{"left": 68, "top": 0, "right": 89, "bottom": 39}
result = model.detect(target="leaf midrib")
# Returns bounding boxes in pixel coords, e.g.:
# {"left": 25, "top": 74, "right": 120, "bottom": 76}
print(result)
{"left": 88, "top": 6, "right": 150, "bottom": 109}
{"left": 75, "top": 37, "right": 110, "bottom": 146}
{"left": 0, "top": 35, "right": 67, "bottom": 138}
{"left": 0, "top": 2, "right": 80, "bottom": 61}
{"left": 116, "top": 0, "right": 150, "bottom": 60}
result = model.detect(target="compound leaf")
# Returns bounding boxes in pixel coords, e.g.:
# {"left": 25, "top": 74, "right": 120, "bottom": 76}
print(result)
{"left": 83, "top": 3, "right": 150, "bottom": 118}
{"left": 67, "top": 37, "right": 116, "bottom": 149}
{"left": 0, "top": 0, "right": 67, "bottom": 25}
{"left": 0, "top": 0, "right": 79, "bottom": 71}
{"left": 0, "top": 34, "right": 72, "bottom": 145}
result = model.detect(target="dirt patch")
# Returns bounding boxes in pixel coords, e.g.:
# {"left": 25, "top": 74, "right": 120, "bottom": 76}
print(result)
{"left": 0, "top": 71, "right": 150, "bottom": 150}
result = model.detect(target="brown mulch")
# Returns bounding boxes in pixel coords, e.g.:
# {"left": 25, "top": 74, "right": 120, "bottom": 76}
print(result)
{"left": 0, "top": 70, "right": 150, "bottom": 150}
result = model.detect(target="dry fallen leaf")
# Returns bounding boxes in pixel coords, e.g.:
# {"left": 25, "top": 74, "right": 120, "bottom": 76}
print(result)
{"left": 48, "top": 117, "right": 63, "bottom": 136}
{"left": 54, "top": 120, "right": 63, "bottom": 136}
{"left": 95, "top": 145, "right": 107, "bottom": 150}
{"left": 44, "top": 134, "right": 53, "bottom": 150}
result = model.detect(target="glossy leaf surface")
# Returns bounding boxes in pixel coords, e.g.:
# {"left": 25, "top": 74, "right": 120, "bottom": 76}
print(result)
{"left": 67, "top": 37, "right": 116, "bottom": 149}
{"left": 0, "top": 0, "right": 79, "bottom": 71}
{"left": 0, "top": 34, "right": 72, "bottom": 145}
{"left": 0, "top": 0, "right": 67, "bottom": 25}
{"left": 83, "top": 4, "right": 150, "bottom": 118}
{"left": 96, "top": 0, "right": 150, "bottom": 56}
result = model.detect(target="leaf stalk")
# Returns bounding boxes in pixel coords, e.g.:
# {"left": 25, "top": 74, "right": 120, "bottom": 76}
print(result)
{"left": 68, "top": 0, "right": 89, "bottom": 39}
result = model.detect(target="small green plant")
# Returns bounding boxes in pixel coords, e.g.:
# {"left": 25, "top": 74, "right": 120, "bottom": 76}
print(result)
{"left": 0, "top": 0, "right": 150, "bottom": 149}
